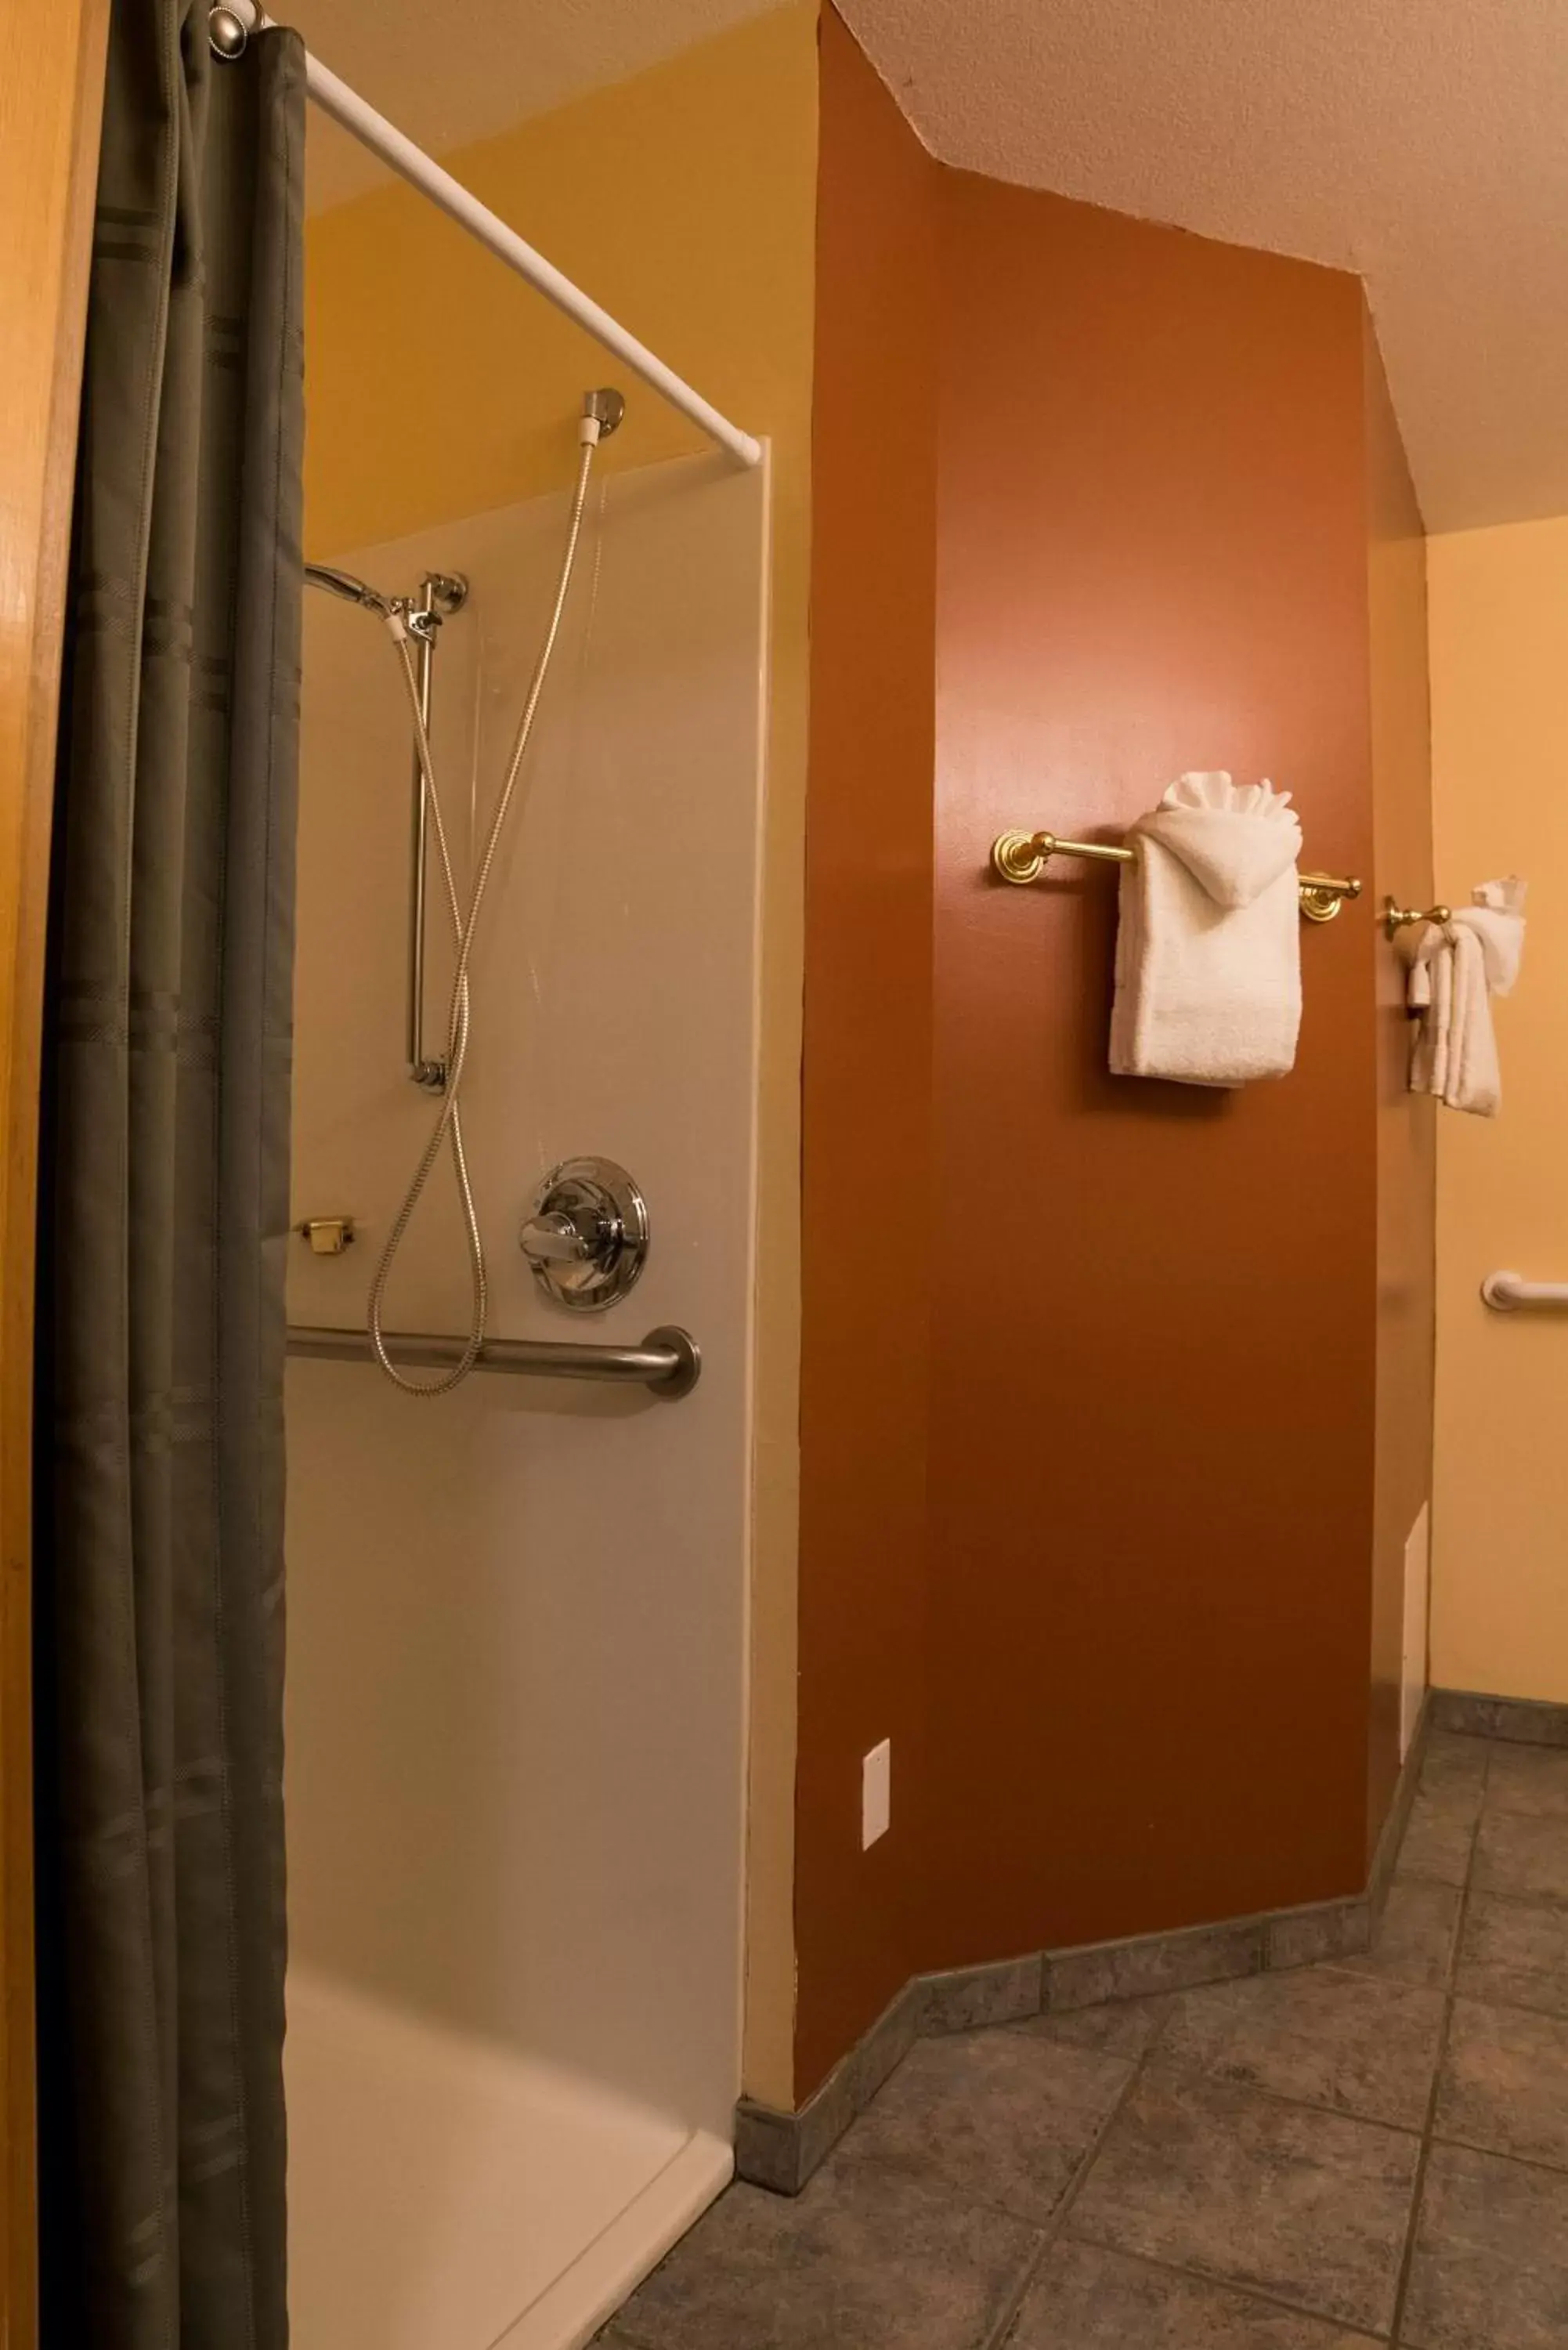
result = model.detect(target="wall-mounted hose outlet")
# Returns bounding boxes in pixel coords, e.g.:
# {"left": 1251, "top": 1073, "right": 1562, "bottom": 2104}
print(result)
{"left": 581, "top": 387, "right": 627, "bottom": 446}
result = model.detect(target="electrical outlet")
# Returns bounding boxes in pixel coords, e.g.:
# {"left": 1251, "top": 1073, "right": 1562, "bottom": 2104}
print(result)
{"left": 862, "top": 1738, "right": 891, "bottom": 1849}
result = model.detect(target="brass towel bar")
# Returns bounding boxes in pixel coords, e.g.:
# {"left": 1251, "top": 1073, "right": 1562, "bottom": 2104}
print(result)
{"left": 1383, "top": 897, "right": 1451, "bottom": 938}
{"left": 991, "top": 830, "right": 1363, "bottom": 924}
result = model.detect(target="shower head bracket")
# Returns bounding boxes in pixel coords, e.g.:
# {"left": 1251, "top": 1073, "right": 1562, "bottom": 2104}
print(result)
{"left": 403, "top": 572, "right": 468, "bottom": 642}
{"left": 424, "top": 572, "right": 468, "bottom": 617}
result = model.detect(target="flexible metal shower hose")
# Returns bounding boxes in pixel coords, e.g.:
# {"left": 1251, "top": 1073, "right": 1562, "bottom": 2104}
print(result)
{"left": 367, "top": 435, "right": 600, "bottom": 1394}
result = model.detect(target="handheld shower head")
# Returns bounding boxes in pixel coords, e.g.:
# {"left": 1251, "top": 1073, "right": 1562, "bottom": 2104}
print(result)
{"left": 304, "top": 562, "right": 396, "bottom": 619}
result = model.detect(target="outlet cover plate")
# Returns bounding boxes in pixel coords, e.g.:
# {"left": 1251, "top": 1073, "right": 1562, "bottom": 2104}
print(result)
{"left": 862, "top": 1738, "right": 891, "bottom": 1849}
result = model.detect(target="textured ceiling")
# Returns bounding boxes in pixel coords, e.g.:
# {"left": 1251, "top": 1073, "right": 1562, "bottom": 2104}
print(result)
{"left": 281, "top": 0, "right": 783, "bottom": 210}
{"left": 840, "top": 0, "right": 1568, "bottom": 531}
{"left": 284, "top": 0, "right": 1567, "bottom": 530}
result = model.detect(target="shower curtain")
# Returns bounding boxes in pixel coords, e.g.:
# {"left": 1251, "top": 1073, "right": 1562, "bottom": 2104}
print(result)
{"left": 34, "top": 0, "right": 303, "bottom": 2340}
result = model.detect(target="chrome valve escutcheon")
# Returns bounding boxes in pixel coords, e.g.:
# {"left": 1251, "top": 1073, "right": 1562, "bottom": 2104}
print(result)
{"left": 519, "top": 1157, "right": 649, "bottom": 1312}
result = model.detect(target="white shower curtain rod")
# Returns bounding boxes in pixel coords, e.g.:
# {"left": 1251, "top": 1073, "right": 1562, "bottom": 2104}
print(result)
{"left": 222, "top": 2, "right": 764, "bottom": 468}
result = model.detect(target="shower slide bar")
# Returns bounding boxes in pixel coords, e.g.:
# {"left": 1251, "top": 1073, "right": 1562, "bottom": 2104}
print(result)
{"left": 1481, "top": 1272, "right": 1568, "bottom": 1313}
{"left": 211, "top": 2, "right": 761, "bottom": 470}
{"left": 403, "top": 571, "right": 464, "bottom": 1089}
{"left": 286, "top": 1321, "right": 702, "bottom": 1397}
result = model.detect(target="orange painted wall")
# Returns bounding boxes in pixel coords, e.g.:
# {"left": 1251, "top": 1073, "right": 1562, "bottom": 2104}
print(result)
{"left": 797, "top": 9, "right": 937, "bottom": 2094}
{"left": 923, "top": 178, "right": 1377, "bottom": 1976}
{"left": 798, "top": 13, "right": 1429, "bottom": 2099}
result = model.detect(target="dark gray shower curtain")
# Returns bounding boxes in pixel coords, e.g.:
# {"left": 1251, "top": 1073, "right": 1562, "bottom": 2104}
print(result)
{"left": 35, "top": 0, "right": 303, "bottom": 2341}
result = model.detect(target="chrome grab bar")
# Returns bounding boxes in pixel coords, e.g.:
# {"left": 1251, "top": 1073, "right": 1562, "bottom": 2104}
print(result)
{"left": 285, "top": 1321, "right": 701, "bottom": 1398}
{"left": 1481, "top": 1272, "right": 1568, "bottom": 1314}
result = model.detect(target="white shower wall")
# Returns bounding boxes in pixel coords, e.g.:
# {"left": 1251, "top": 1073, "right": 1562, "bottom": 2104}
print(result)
{"left": 284, "top": 448, "right": 768, "bottom": 2350}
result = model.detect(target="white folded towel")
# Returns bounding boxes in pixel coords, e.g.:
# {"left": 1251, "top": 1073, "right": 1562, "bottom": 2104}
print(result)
{"left": 1109, "top": 772, "right": 1303, "bottom": 1086}
{"left": 1407, "top": 877, "right": 1526, "bottom": 1117}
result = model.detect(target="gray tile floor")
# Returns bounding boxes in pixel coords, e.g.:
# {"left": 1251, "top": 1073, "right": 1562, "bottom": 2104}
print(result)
{"left": 594, "top": 1730, "right": 1568, "bottom": 2348}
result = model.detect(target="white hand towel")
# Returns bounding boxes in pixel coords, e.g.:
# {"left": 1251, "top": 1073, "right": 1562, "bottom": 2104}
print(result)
{"left": 1407, "top": 877, "right": 1526, "bottom": 1116}
{"left": 1109, "top": 772, "right": 1303, "bottom": 1086}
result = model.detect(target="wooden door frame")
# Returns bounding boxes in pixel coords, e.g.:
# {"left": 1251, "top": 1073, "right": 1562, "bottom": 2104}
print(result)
{"left": 0, "top": 1, "right": 110, "bottom": 2339}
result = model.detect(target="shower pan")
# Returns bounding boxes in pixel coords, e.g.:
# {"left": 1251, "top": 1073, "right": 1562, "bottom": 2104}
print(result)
{"left": 284, "top": 442, "right": 768, "bottom": 2350}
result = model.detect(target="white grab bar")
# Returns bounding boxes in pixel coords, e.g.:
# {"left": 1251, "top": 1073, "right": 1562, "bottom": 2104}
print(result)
{"left": 1482, "top": 1271, "right": 1568, "bottom": 1312}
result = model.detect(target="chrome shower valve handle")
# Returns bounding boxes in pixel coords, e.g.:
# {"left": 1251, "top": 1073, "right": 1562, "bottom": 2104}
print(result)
{"left": 520, "top": 1158, "right": 649, "bottom": 1311}
{"left": 518, "top": 1210, "right": 594, "bottom": 1266}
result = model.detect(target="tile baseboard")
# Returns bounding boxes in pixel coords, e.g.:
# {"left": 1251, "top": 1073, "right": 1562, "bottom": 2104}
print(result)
{"left": 735, "top": 1700, "right": 1430, "bottom": 2196}
{"left": 1432, "top": 1684, "right": 1568, "bottom": 1748}
{"left": 1371, "top": 1685, "right": 1433, "bottom": 1907}
{"left": 735, "top": 1978, "right": 926, "bottom": 2195}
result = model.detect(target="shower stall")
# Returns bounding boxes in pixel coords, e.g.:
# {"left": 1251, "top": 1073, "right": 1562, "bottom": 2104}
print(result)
{"left": 283, "top": 439, "right": 768, "bottom": 2348}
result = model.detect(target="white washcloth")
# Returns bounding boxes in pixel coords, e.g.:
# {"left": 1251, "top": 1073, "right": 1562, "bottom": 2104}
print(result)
{"left": 1109, "top": 772, "right": 1303, "bottom": 1086}
{"left": 1407, "top": 877, "right": 1526, "bottom": 1116}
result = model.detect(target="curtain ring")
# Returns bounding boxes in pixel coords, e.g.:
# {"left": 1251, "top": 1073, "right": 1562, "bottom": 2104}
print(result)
{"left": 209, "top": 5, "right": 249, "bottom": 58}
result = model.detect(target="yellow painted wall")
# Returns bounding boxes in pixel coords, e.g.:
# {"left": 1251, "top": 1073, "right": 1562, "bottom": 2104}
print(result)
{"left": 1366, "top": 321, "right": 1435, "bottom": 1828}
{"left": 1429, "top": 515, "right": 1568, "bottom": 1702}
{"left": 303, "top": 0, "right": 819, "bottom": 2106}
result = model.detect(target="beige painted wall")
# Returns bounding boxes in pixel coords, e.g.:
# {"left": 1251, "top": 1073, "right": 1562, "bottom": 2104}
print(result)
{"left": 1429, "top": 515, "right": 1568, "bottom": 1702}
{"left": 302, "top": 0, "right": 818, "bottom": 2106}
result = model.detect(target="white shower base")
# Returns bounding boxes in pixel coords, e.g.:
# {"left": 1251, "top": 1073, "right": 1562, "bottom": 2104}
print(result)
{"left": 286, "top": 1967, "right": 731, "bottom": 2350}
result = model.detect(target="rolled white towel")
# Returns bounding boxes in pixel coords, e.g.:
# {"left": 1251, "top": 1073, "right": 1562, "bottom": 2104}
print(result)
{"left": 1109, "top": 772, "right": 1303, "bottom": 1087}
{"left": 1407, "top": 877, "right": 1526, "bottom": 1116}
